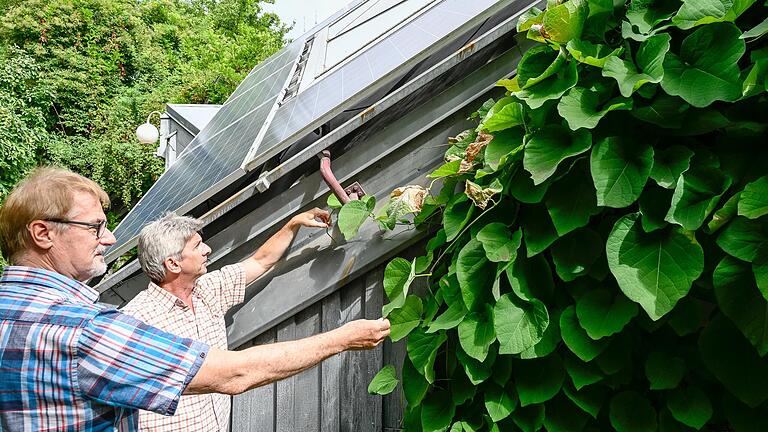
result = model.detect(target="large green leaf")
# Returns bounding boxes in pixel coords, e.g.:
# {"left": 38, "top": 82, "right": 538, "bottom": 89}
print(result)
{"left": 517, "top": 59, "right": 579, "bottom": 109}
{"left": 457, "top": 238, "right": 496, "bottom": 311}
{"left": 558, "top": 86, "right": 632, "bottom": 130}
{"left": 484, "top": 383, "right": 517, "bottom": 422}
{"left": 590, "top": 136, "right": 654, "bottom": 208}
{"left": 665, "top": 166, "right": 732, "bottom": 230}
{"left": 739, "top": 176, "right": 768, "bottom": 219}
{"left": 551, "top": 228, "right": 603, "bottom": 281}
{"left": 506, "top": 251, "right": 555, "bottom": 304}
{"left": 564, "top": 352, "right": 605, "bottom": 390}
{"left": 606, "top": 213, "right": 704, "bottom": 320}
{"left": 672, "top": 0, "right": 756, "bottom": 29}
{"left": 560, "top": 305, "right": 609, "bottom": 361}
{"left": 545, "top": 159, "right": 600, "bottom": 237}
{"left": 520, "top": 309, "right": 562, "bottom": 359}
{"left": 609, "top": 391, "right": 658, "bottom": 432}
{"left": 666, "top": 385, "right": 713, "bottom": 429}
{"left": 650, "top": 145, "right": 694, "bottom": 189}
{"left": 631, "top": 94, "right": 691, "bottom": 128}
{"left": 645, "top": 350, "right": 685, "bottom": 390}
{"left": 716, "top": 216, "right": 768, "bottom": 262}
{"left": 575, "top": 288, "right": 639, "bottom": 340}
{"left": 388, "top": 295, "right": 423, "bottom": 342}
{"left": 476, "top": 224, "right": 522, "bottom": 263}
{"left": 524, "top": 125, "right": 591, "bottom": 185}
{"left": 699, "top": 314, "right": 768, "bottom": 407}
{"left": 368, "top": 365, "right": 399, "bottom": 395}
{"left": 517, "top": 46, "right": 566, "bottom": 88}
{"left": 458, "top": 307, "right": 496, "bottom": 362}
{"left": 382, "top": 258, "right": 417, "bottom": 316}
{"left": 513, "top": 354, "right": 566, "bottom": 406}
{"left": 456, "top": 345, "right": 495, "bottom": 385}
{"left": 484, "top": 129, "right": 525, "bottom": 172}
{"left": 481, "top": 100, "right": 525, "bottom": 133}
{"left": 422, "top": 391, "right": 455, "bottom": 432}
{"left": 713, "top": 256, "right": 768, "bottom": 355}
{"left": 428, "top": 299, "right": 468, "bottom": 333}
{"left": 661, "top": 23, "right": 745, "bottom": 107}
{"left": 338, "top": 196, "right": 374, "bottom": 240}
{"left": 566, "top": 39, "right": 623, "bottom": 68}
{"left": 407, "top": 328, "right": 447, "bottom": 384}
{"left": 538, "top": 0, "right": 589, "bottom": 44}
{"left": 509, "top": 166, "right": 552, "bottom": 204}
{"left": 494, "top": 293, "right": 549, "bottom": 355}
{"left": 603, "top": 33, "right": 671, "bottom": 97}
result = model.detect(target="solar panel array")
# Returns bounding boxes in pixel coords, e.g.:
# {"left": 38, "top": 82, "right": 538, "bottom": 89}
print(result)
{"left": 107, "top": 0, "right": 501, "bottom": 261}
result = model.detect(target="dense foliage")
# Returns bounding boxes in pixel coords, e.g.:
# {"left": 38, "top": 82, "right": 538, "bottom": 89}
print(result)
{"left": 0, "top": 0, "right": 287, "bottom": 267}
{"left": 358, "top": 0, "right": 768, "bottom": 430}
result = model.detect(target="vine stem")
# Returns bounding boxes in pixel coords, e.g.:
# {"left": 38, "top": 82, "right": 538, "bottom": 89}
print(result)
{"left": 428, "top": 197, "right": 500, "bottom": 274}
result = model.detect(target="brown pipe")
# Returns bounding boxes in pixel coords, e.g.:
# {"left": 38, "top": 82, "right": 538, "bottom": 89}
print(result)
{"left": 319, "top": 150, "right": 351, "bottom": 204}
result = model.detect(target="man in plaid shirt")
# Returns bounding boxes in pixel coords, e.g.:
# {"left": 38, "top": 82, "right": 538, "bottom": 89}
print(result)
{"left": 121, "top": 208, "right": 330, "bottom": 432}
{"left": 0, "top": 167, "right": 390, "bottom": 431}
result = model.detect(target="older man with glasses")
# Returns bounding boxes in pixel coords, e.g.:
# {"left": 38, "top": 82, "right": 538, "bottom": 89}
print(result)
{"left": 0, "top": 167, "right": 390, "bottom": 431}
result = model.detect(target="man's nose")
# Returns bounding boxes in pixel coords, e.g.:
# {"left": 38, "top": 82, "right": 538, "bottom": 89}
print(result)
{"left": 100, "top": 228, "right": 117, "bottom": 246}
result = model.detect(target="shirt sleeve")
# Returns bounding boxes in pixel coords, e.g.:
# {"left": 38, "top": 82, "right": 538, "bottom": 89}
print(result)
{"left": 76, "top": 307, "right": 209, "bottom": 415}
{"left": 198, "top": 264, "right": 246, "bottom": 315}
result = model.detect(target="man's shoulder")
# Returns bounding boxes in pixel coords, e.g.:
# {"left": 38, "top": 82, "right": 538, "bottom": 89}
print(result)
{"left": 120, "top": 290, "right": 156, "bottom": 320}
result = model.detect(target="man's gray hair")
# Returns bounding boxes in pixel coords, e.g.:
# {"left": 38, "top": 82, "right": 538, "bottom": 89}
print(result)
{"left": 138, "top": 212, "right": 203, "bottom": 283}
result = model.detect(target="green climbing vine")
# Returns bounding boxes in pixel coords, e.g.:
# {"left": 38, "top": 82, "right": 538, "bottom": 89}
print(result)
{"left": 339, "top": 0, "right": 768, "bottom": 430}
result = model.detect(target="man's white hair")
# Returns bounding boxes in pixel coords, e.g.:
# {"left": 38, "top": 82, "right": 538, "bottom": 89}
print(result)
{"left": 138, "top": 212, "right": 203, "bottom": 283}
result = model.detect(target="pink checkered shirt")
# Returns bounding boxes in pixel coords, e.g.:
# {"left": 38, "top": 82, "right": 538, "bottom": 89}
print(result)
{"left": 121, "top": 264, "right": 246, "bottom": 432}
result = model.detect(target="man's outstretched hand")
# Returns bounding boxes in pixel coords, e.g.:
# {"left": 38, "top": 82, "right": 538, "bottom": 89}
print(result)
{"left": 337, "top": 318, "right": 391, "bottom": 350}
{"left": 290, "top": 207, "right": 332, "bottom": 229}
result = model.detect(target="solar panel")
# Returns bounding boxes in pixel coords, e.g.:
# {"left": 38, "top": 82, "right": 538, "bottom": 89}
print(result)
{"left": 243, "top": 0, "right": 497, "bottom": 167}
{"left": 106, "top": 0, "right": 504, "bottom": 262}
{"left": 106, "top": 41, "right": 303, "bottom": 260}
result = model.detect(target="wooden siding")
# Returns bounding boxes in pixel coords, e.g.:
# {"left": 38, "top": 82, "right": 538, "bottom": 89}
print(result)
{"left": 229, "top": 251, "right": 430, "bottom": 432}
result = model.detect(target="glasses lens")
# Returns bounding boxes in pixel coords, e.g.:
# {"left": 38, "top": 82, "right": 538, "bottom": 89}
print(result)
{"left": 96, "top": 221, "right": 107, "bottom": 238}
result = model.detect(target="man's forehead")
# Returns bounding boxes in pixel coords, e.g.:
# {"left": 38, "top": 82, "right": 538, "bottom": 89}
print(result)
{"left": 69, "top": 191, "right": 106, "bottom": 219}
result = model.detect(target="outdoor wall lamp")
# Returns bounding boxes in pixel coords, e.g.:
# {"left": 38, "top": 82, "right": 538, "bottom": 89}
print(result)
{"left": 136, "top": 111, "right": 162, "bottom": 144}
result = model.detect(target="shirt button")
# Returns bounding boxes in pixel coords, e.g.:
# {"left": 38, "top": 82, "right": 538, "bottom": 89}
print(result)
{"left": 200, "top": 352, "right": 206, "bottom": 358}
{"left": 174, "top": 300, "right": 186, "bottom": 308}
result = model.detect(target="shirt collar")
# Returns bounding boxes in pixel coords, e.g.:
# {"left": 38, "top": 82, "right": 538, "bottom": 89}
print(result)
{"left": 146, "top": 281, "right": 192, "bottom": 312}
{"left": 0, "top": 265, "right": 100, "bottom": 304}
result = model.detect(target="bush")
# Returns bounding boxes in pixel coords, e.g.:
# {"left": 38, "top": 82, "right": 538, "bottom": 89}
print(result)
{"left": 367, "top": 1, "right": 768, "bottom": 430}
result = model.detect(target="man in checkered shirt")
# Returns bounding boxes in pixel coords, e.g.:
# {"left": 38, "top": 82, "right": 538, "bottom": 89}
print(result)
{"left": 0, "top": 167, "right": 390, "bottom": 432}
{"left": 121, "top": 209, "right": 331, "bottom": 432}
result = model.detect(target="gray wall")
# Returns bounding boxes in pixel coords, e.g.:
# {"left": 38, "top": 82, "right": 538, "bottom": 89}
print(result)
{"left": 230, "top": 246, "right": 429, "bottom": 432}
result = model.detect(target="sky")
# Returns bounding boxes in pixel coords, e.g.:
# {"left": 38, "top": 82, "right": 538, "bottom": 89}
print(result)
{"left": 263, "top": 0, "right": 354, "bottom": 39}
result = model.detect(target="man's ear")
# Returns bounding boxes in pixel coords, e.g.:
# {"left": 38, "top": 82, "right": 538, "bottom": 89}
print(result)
{"left": 164, "top": 256, "right": 182, "bottom": 275}
{"left": 27, "top": 220, "right": 55, "bottom": 251}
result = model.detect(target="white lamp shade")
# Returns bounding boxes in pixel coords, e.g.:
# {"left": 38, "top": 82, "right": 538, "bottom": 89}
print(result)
{"left": 136, "top": 122, "right": 159, "bottom": 144}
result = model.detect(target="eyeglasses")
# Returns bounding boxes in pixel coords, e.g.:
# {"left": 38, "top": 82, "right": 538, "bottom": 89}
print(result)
{"left": 45, "top": 219, "right": 108, "bottom": 239}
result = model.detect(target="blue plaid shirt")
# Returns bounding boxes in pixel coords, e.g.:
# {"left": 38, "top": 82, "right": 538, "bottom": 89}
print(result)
{"left": 0, "top": 266, "right": 210, "bottom": 431}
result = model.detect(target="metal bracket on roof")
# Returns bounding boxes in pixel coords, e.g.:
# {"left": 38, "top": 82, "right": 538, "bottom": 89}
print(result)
{"left": 319, "top": 150, "right": 365, "bottom": 204}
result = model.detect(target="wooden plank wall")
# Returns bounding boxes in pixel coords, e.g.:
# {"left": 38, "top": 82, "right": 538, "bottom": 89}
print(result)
{"left": 230, "top": 248, "right": 428, "bottom": 432}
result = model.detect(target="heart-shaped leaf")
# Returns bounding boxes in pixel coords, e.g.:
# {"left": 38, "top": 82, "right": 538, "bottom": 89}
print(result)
{"left": 525, "top": 125, "right": 591, "bottom": 185}
{"left": 738, "top": 176, "right": 768, "bottom": 219}
{"left": 368, "top": 364, "right": 399, "bottom": 395}
{"left": 558, "top": 86, "right": 633, "bottom": 130}
{"left": 661, "top": 23, "right": 745, "bottom": 107}
{"left": 514, "top": 354, "right": 566, "bottom": 406}
{"left": 458, "top": 307, "right": 495, "bottom": 362}
{"left": 560, "top": 305, "right": 609, "bottom": 361}
{"left": 603, "top": 33, "right": 671, "bottom": 97}
{"left": 609, "top": 391, "right": 658, "bottom": 432}
{"left": 575, "top": 288, "right": 639, "bottom": 340}
{"left": 607, "top": 213, "right": 704, "bottom": 320}
{"left": 666, "top": 385, "right": 713, "bottom": 429}
{"left": 494, "top": 293, "right": 549, "bottom": 355}
{"left": 591, "top": 136, "right": 654, "bottom": 208}
{"left": 665, "top": 165, "right": 732, "bottom": 230}
{"left": 388, "top": 295, "right": 423, "bottom": 342}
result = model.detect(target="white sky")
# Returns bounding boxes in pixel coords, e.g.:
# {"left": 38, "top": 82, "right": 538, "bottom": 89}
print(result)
{"left": 264, "top": 0, "right": 354, "bottom": 39}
